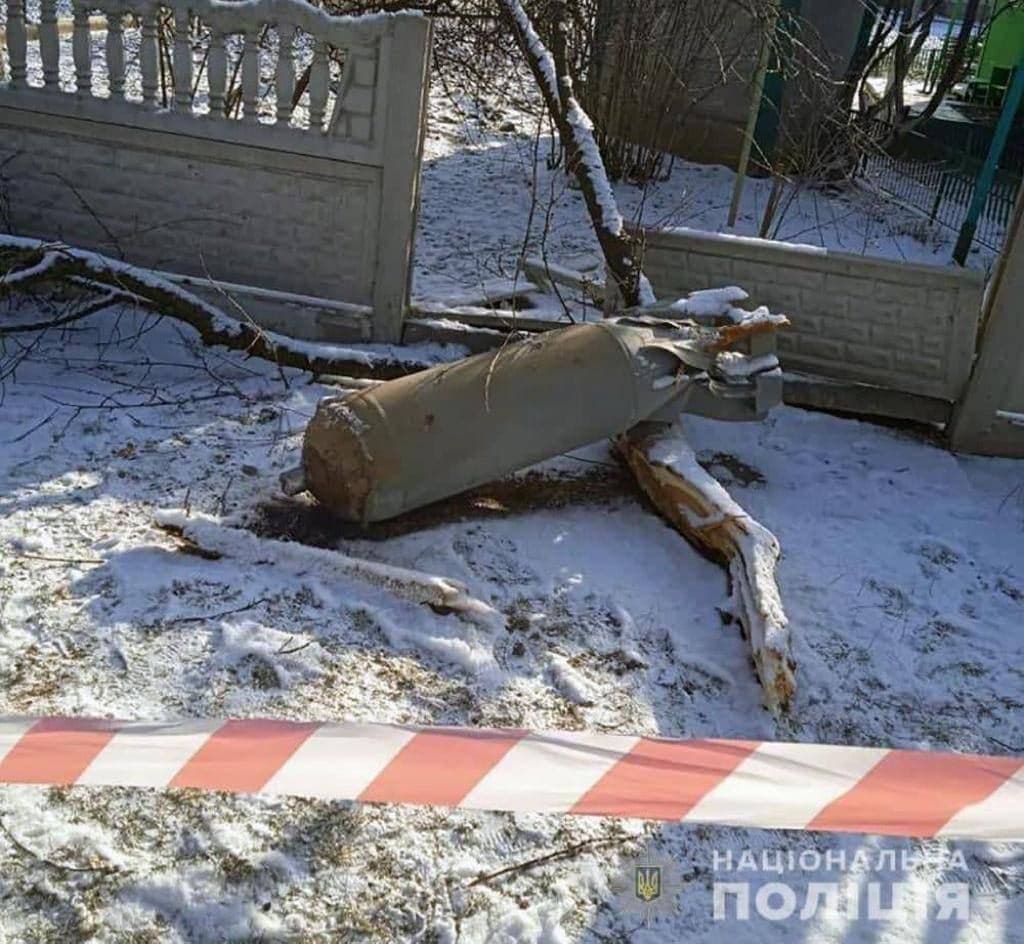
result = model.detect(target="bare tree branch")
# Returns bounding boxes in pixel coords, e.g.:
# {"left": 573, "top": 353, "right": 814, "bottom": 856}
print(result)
{"left": 497, "top": 0, "right": 652, "bottom": 308}
{"left": 1, "top": 237, "right": 417, "bottom": 378}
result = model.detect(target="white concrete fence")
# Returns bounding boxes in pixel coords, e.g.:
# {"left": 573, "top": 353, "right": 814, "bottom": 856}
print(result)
{"left": 634, "top": 226, "right": 986, "bottom": 421}
{"left": 1, "top": 0, "right": 431, "bottom": 342}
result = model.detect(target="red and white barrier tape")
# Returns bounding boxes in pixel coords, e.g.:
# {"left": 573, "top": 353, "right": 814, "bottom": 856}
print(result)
{"left": 0, "top": 717, "right": 1021, "bottom": 840}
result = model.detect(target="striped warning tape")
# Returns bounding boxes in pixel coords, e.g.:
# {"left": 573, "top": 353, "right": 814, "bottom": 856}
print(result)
{"left": 0, "top": 717, "right": 1020, "bottom": 840}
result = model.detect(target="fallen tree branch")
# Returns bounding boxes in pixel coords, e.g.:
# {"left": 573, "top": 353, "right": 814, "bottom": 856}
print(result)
{"left": 0, "top": 291, "right": 123, "bottom": 334}
{"left": 154, "top": 510, "right": 504, "bottom": 630}
{"left": 12, "top": 551, "right": 105, "bottom": 565}
{"left": 520, "top": 255, "right": 605, "bottom": 304}
{"left": 165, "top": 596, "right": 274, "bottom": 626}
{"left": 616, "top": 423, "right": 794, "bottom": 713}
{"left": 467, "top": 836, "right": 624, "bottom": 887}
{"left": 0, "top": 236, "right": 429, "bottom": 378}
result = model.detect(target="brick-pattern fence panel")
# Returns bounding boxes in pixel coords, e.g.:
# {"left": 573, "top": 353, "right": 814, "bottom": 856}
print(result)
{"left": 637, "top": 227, "right": 984, "bottom": 401}
{"left": 0, "top": 118, "right": 379, "bottom": 305}
{"left": 0, "top": 0, "right": 431, "bottom": 343}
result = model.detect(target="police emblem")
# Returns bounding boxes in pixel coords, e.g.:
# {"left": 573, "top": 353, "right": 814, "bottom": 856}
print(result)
{"left": 635, "top": 865, "right": 661, "bottom": 902}
{"left": 611, "top": 845, "right": 682, "bottom": 926}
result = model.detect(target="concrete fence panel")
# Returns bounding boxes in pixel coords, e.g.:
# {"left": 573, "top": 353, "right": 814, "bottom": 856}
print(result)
{"left": 636, "top": 226, "right": 985, "bottom": 402}
{"left": 0, "top": 0, "right": 432, "bottom": 342}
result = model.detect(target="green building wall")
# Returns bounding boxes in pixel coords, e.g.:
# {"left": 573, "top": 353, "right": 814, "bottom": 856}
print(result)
{"left": 977, "top": 0, "right": 1024, "bottom": 84}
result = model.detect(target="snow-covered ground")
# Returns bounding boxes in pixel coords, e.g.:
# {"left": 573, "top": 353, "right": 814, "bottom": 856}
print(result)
{"left": 415, "top": 83, "right": 995, "bottom": 311}
{"left": 1, "top": 30, "right": 1023, "bottom": 944}
{"left": 2, "top": 301, "right": 1023, "bottom": 941}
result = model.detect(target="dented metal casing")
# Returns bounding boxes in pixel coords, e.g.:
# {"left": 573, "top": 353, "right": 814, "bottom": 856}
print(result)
{"left": 301, "top": 320, "right": 781, "bottom": 523}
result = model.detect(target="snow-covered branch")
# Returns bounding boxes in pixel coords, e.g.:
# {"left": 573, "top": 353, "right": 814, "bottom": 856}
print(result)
{"left": 498, "top": 0, "right": 653, "bottom": 307}
{"left": 617, "top": 423, "right": 795, "bottom": 713}
{"left": 155, "top": 510, "right": 504, "bottom": 630}
{"left": 0, "top": 236, "right": 415, "bottom": 377}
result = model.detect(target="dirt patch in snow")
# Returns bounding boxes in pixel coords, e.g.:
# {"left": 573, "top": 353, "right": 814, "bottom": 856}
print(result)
{"left": 249, "top": 463, "right": 639, "bottom": 546}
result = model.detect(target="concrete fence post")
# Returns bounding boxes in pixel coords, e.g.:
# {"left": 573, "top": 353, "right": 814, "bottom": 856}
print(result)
{"left": 949, "top": 183, "right": 1024, "bottom": 456}
{"left": 371, "top": 14, "right": 432, "bottom": 343}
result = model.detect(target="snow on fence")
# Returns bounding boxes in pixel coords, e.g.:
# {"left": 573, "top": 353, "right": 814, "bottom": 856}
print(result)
{"left": 635, "top": 226, "right": 985, "bottom": 409}
{"left": 0, "top": 0, "right": 431, "bottom": 342}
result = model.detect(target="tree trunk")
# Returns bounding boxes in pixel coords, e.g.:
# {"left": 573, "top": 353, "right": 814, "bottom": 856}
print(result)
{"left": 616, "top": 423, "right": 795, "bottom": 713}
{"left": 498, "top": 0, "right": 652, "bottom": 308}
{"left": 898, "top": 0, "right": 981, "bottom": 135}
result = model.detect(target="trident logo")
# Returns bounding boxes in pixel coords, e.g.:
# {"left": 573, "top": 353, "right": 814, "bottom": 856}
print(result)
{"left": 635, "top": 866, "right": 662, "bottom": 903}
{"left": 612, "top": 847, "right": 681, "bottom": 926}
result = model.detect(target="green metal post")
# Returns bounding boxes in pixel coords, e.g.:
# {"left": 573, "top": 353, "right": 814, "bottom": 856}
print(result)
{"left": 953, "top": 48, "right": 1024, "bottom": 264}
{"left": 933, "top": 2, "right": 960, "bottom": 91}
{"left": 857, "top": 4, "right": 880, "bottom": 61}
{"left": 750, "top": 0, "right": 802, "bottom": 171}
{"left": 844, "top": 2, "right": 880, "bottom": 99}
{"left": 943, "top": 1, "right": 962, "bottom": 56}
